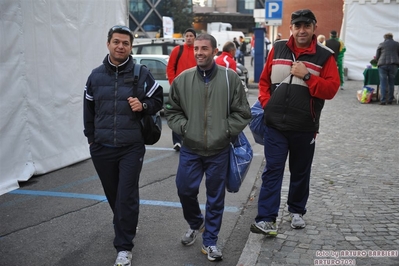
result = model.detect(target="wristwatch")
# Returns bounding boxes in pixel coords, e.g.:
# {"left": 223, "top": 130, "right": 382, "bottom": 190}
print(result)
{"left": 142, "top": 102, "right": 148, "bottom": 110}
{"left": 303, "top": 72, "right": 311, "bottom": 81}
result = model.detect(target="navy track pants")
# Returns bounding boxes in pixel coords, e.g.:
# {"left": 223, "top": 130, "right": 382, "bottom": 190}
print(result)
{"left": 255, "top": 126, "right": 316, "bottom": 223}
{"left": 176, "top": 146, "right": 229, "bottom": 247}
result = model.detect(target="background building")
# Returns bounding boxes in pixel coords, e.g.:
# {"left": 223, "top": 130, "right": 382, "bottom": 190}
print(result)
{"left": 128, "top": 0, "right": 193, "bottom": 38}
{"left": 268, "top": 0, "right": 344, "bottom": 42}
{"left": 128, "top": 0, "right": 344, "bottom": 39}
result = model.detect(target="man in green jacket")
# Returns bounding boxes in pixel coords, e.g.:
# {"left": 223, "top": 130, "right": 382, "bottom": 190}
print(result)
{"left": 165, "top": 33, "right": 251, "bottom": 262}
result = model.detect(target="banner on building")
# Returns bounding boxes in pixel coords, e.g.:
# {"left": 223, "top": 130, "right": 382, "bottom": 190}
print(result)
{"left": 163, "top": 16, "right": 174, "bottom": 38}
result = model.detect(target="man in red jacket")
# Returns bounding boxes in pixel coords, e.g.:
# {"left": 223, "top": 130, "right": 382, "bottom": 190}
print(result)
{"left": 166, "top": 28, "right": 197, "bottom": 151}
{"left": 215, "top": 41, "right": 237, "bottom": 72}
{"left": 250, "top": 9, "right": 339, "bottom": 236}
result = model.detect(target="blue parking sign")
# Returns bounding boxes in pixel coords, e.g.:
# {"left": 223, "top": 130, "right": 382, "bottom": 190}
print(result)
{"left": 265, "top": 0, "right": 283, "bottom": 20}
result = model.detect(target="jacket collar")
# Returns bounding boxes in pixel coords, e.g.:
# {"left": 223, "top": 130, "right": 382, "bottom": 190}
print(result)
{"left": 286, "top": 35, "right": 318, "bottom": 58}
{"left": 103, "top": 55, "right": 132, "bottom": 72}
{"left": 197, "top": 61, "right": 216, "bottom": 83}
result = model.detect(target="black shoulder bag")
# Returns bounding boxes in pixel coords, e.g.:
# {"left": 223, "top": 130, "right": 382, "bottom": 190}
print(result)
{"left": 132, "top": 63, "right": 162, "bottom": 145}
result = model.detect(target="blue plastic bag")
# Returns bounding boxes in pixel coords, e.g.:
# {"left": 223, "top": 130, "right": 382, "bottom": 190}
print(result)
{"left": 249, "top": 100, "right": 265, "bottom": 145}
{"left": 226, "top": 132, "right": 253, "bottom": 193}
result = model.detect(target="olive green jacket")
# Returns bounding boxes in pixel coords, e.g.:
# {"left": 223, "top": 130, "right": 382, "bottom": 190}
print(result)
{"left": 165, "top": 64, "right": 251, "bottom": 156}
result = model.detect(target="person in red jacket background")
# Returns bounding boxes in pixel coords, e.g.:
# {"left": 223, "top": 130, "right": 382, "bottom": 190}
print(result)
{"left": 215, "top": 41, "right": 237, "bottom": 72}
{"left": 166, "top": 28, "right": 197, "bottom": 151}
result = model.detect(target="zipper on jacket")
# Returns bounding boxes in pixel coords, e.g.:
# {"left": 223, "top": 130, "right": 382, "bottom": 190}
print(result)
{"left": 282, "top": 75, "right": 294, "bottom": 123}
{"left": 114, "top": 68, "right": 118, "bottom": 145}
{"left": 310, "top": 98, "right": 316, "bottom": 122}
{"left": 204, "top": 81, "right": 209, "bottom": 150}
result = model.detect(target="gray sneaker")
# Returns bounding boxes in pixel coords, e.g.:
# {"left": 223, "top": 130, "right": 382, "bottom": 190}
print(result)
{"left": 114, "top": 251, "right": 132, "bottom": 266}
{"left": 290, "top": 213, "right": 306, "bottom": 229}
{"left": 250, "top": 221, "right": 277, "bottom": 236}
{"left": 201, "top": 245, "right": 223, "bottom": 261}
{"left": 181, "top": 221, "right": 205, "bottom": 246}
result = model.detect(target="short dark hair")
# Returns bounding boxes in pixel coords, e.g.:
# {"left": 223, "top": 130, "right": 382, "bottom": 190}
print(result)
{"left": 223, "top": 41, "right": 236, "bottom": 53}
{"left": 184, "top": 28, "right": 197, "bottom": 38}
{"left": 107, "top": 25, "right": 134, "bottom": 44}
{"left": 384, "top": 33, "right": 393, "bottom": 39}
{"left": 195, "top": 33, "right": 217, "bottom": 49}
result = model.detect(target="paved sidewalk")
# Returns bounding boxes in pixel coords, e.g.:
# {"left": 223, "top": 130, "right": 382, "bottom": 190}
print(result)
{"left": 238, "top": 80, "right": 399, "bottom": 266}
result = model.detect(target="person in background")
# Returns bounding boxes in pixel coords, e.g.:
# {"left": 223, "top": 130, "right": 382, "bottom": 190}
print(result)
{"left": 215, "top": 41, "right": 237, "bottom": 72}
{"left": 317, "top": 34, "right": 326, "bottom": 45}
{"left": 238, "top": 36, "right": 247, "bottom": 65}
{"left": 265, "top": 34, "right": 271, "bottom": 61}
{"left": 250, "top": 9, "right": 339, "bottom": 237}
{"left": 233, "top": 37, "right": 240, "bottom": 49}
{"left": 274, "top": 33, "right": 282, "bottom": 43}
{"left": 251, "top": 34, "right": 255, "bottom": 66}
{"left": 83, "top": 25, "right": 163, "bottom": 266}
{"left": 250, "top": 35, "right": 255, "bottom": 66}
{"left": 166, "top": 28, "right": 197, "bottom": 151}
{"left": 375, "top": 33, "right": 399, "bottom": 105}
{"left": 326, "top": 30, "right": 346, "bottom": 90}
{"left": 165, "top": 33, "right": 251, "bottom": 262}
{"left": 233, "top": 37, "right": 240, "bottom": 60}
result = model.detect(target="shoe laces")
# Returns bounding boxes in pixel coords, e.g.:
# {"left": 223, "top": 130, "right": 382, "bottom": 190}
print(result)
{"left": 117, "top": 251, "right": 130, "bottom": 259}
{"left": 291, "top": 213, "right": 302, "bottom": 220}
{"left": 209, "top": 245, "right": 217, "bottom": 251}
{"left": 258, "top": 221, "right": 274, "bottom": 229}
{"left": 185, "top": 228, "right": 196, "bottom": 237}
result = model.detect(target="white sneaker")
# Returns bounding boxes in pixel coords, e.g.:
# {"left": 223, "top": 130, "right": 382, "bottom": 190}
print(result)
{"left": 181, "top": 221, "right": 205, "bottom": 246}
{"left": 114, "top": 251, "right": 132, "bottom": 266}
{"left": 290, "top": 213, "right": 306, "bottom": 229}
{"left": 201, "top": 245, "right": 223, "bottom": 261}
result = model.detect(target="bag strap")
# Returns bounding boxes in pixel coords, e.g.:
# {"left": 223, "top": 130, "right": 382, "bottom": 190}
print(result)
{"left": 174, "top": 45, "right": 184, "bottom": 73}
{"left": 132, "top": 63, "right": 142, "bottom": 97}
{"left": 226, "top": 68, "right": 230, "bottom": 115}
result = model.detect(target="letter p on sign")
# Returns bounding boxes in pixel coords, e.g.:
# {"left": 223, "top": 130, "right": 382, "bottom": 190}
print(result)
{"left": 265, "top": 0, "right": 282, "bottom": 20}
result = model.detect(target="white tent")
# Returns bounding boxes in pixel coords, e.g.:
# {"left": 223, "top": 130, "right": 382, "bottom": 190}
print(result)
{"left": 341, "top": 0, "right": 399, "bottom": 80}
{"left": 0, "top": 0, "right": 128, "bottom": 195}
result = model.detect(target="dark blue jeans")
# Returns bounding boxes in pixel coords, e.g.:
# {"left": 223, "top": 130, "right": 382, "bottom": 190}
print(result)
{"left": 176, "top": 146, "right": 228, "bottom": 246}
{"left": 237, "top": 51, "right": 245, "bottom": 65}
{"left": 255, "top": 126, "right": 315, "bottom": 223}
{"left": 378, "top": 65, "right": 397, "bottom": 103}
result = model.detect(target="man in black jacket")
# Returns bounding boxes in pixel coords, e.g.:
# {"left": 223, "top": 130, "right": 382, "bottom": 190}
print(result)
{"left": 326, "top": 30, "right": 346, "bottom": 90}
{"left": 238, "top": 36, "right": 247, "bottom": 65}
{"left": 375, "top": 33, "right": 399, "bottom": 105}
{"left": 83, "top": 25, "right": 163, "bottom": 266}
